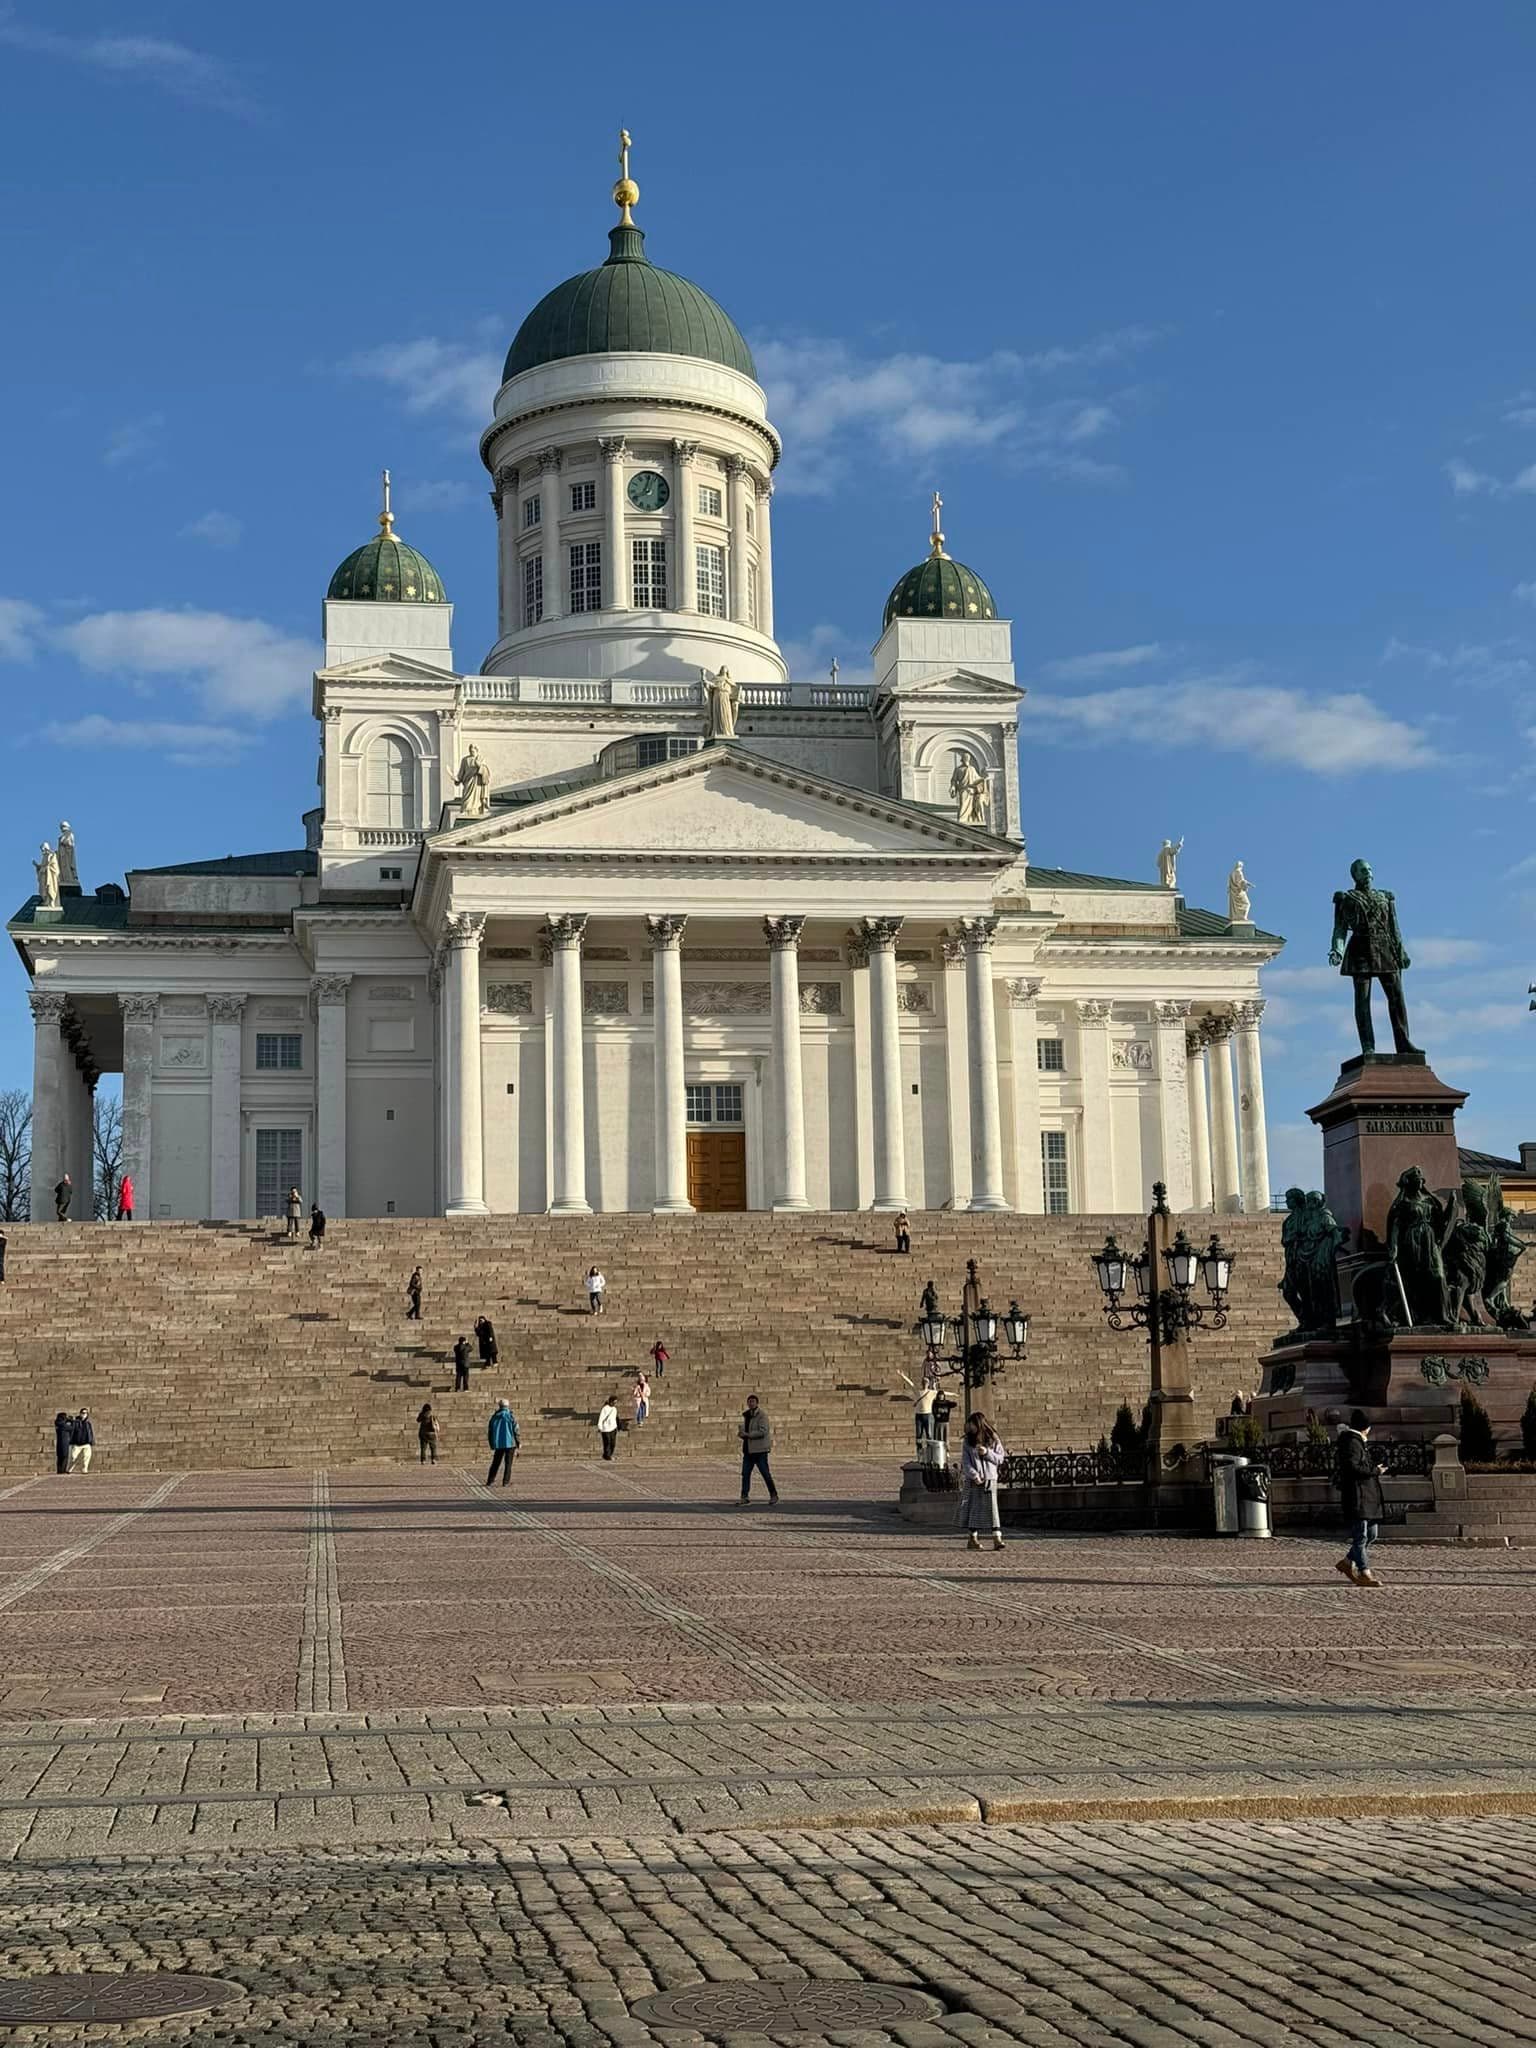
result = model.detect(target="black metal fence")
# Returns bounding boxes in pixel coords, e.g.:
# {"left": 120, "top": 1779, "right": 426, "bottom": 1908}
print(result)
{"left": 1244, "top": 1438, "right": 1436, "bottom": 1479}
{"left": 997, "top": 1448, "right": 1144, "bottom": 1489}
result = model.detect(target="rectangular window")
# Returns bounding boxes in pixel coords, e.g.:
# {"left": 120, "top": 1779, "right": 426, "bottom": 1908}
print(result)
{"left": 747, "top": 561, "right": 759, "bottom": 630}
{"left": 569, "top": 541, "right": 602, "bottom": 612}
{"left": 685, "top": 1084, "right": 713, "bottom": 1125}
{"left": 685, "top": 1083, "right": 744, "bottom": 1126}
{"left": 1041, "top": 1130, "right": 1070, "bottom": 1215}
{"left": 378, "top": 866, "right": 403, "bottom": 882}
{"left": 696, "top": 543, "right": 726, "bottom": 618}
{"left": 698, "top": 483, "right": 722, "bottom": 518}
{"left": 713, "top": 1084, "right": 743, "bottom": 1125}
{"left": 570, "top": 480, "right": 595, "bottom": 513}
{"left": 255, "top": 1033, "right": 303, "bottom": 1072}
{"left": 631, "top": 537, "right": 667, "bottom": 610}
{"left": 522, "top": 494, "right": 541, "bottom": 530}
{"left": 1037, "top": 1037, "right": 1065, "bottom": 1072}
{"left": 255, "top": 1127, "right": 303, "bottom": 1217}
{"left": 522, "top": 553, "right": 543, "bottom": 627}
{"left": 745, "top": 499, "right": 755, "bottom": 536}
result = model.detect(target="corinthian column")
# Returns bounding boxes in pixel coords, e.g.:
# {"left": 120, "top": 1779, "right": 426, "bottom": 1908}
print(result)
{"left": 647, "top": 915, "right": 691, "bottom": 1213}
{"left": 1205, "top": 1015, "right": 1242, "bottom": 1215}
{"left": 118, "top": 994, "right": 157, "bottom": 1223}
{"left": 443, "top": 917, "right": 487, "bottom": 1215}
{"left": 764, "top": 915, "right": 809, "bottom": 1211}
{"left": 725, "top": 454, "right": 752, "bottom": 624}
{"left": 861, "top": 916, "right": 906, "bottom": 1210}
{"left": 492, "top": 465, "right": 518, "bottom": 636}
{"left": 960, "top": 917, "right": 1008, "bottom": 1211}
{"left": 546, "top": 914, "right": 590, "bottom": 1213}
{"left": 755, "top": 475, "right": 774, "bottom": 637}
{"left": 537, "top": 447, "right": 563, "bottom": 622}
{"left": 28, "top": 991, "right": 68, "bottom": 1221}
{"left": 1186, "top": 1028, "right": 1213, "bottom": 1212}
{"left": 599, "top": 438, "right": 627, "bottom": 610}
{"left": 311, "top": 974, "right": 353, "bottom": 1218}
{"left": 208, "top": 992, "right": 247, "bottom": 1220}
{"left": 1232, "top": 997, "right": 1271, "bottom": 1215}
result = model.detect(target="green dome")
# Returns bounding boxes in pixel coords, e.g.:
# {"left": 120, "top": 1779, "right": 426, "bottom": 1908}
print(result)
{"left": 327, "top": 529, "right": 446, "bottom": 604}
{"left": 883, "top": 548, "right": 996, "bottom": 630}
{"left": 503, "top": 223, "right": 755, "bottom": 383}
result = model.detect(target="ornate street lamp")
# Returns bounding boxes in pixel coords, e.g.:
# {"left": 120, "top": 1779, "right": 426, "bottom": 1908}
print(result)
{"left": 1092, "top": 1187, "right": 1236, "bottom": 1346}
{"left": 916, "top": 1262, "right": 1030, "bottom": 1432}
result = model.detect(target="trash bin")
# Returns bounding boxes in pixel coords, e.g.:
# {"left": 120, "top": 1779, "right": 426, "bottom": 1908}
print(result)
{"left": 1236, "top": 1462, "right": 1272, "bottom": 1540}
{"left": 1209, "top": 1453, "right": 1246, "bottom": 1535}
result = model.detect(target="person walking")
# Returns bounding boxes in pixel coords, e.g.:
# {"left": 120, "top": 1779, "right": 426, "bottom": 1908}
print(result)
{"left": 960, "top": 1411, "right": 1006, "bottom": 1552}
{"left": 68, "top": 1409, "right": 94, "bottom": 1474}
{"left": 54, "top": 1173, "right": 72, "bottom": 1222}
{"left": 486, "top": 1398, "right": 520, "bottom": 1487}
{"left": 285, "top": 1186, "right": 302, "bottom": 1239}
{"left": 475, "top": 1315, "right": 499, "bottom": 1367}
{"left": 116, "top": 1172, "right": 135, "bottom": 1223}
{"left": 406, "top": 1267, "right": 423, "bottom": 1321}
{"left": 632, "top": 1371, "right": 651, "bottom": 1426}
{"left": 417, "top": 1403, "right": 439, "bottom": 1464}
{"left": 585, "top": 1266, "right": 607, "bottom": 1315}
{"left": 598, "top": 1395, "right": 620, "bottom": 1461}
{"left": 453, "top": 1334, "right": 472, "bottom": 1393}
{"left": 738, "top": 1395, "right": 779, "bottom": 1506}
{"left": 894, "top": 1209, "right": 911, "bottom": 1255}
{"left": 53, "top": 1410, "right": 72, "bottom": 1475}
{"left": 308, "top": 1203, "right": 326, "bottom": 1250}
{"left": 1334, "top": 1408, "right": 1388, "bottom": 1587}
{"left": 649, "top": 1337, "right": 668, "bottom": 1379}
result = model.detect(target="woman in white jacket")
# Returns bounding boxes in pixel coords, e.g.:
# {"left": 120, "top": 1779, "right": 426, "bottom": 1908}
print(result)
{"left": 597, "top": 1397, "right": 620, "bottom": 1461}
{"left": 960, "top": 1412, "right": 1006, "bottom": 1552}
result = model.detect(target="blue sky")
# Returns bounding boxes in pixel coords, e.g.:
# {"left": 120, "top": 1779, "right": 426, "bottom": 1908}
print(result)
{"left": 5, "top": 2, "right": 1536, "bottom": 1189}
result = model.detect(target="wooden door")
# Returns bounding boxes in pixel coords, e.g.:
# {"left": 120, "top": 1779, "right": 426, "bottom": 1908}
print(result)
{"left": 687, "top": 1131, "right": 748, "bottom": 1212}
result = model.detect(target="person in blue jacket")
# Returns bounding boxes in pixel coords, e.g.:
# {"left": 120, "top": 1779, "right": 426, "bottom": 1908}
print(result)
{"left": 486, "top": 1399, "right": 520, "bottom": 1487}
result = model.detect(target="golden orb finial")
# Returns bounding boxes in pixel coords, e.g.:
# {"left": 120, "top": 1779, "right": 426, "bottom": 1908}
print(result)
{"left": 929, "top": 488, "right": 947, "bottom": 558}
{"left": 613, "top": 126, "right": 639, "bottom": 224}
{"left": 379, "top": 467, "right": 396, "bottom": 539}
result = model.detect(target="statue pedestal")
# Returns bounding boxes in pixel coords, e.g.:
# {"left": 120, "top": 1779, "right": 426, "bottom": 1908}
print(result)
{"left": 1255, "top": 1329, "right": 1536, "bottom": 1448}
{"left": 1308, "top": 1056, "right": 1466, "bottom": 1253}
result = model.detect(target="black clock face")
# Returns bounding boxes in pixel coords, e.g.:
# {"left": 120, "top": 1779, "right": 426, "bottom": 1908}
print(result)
{"left": 627, "top": 469, "right": 670, "bottom": 512}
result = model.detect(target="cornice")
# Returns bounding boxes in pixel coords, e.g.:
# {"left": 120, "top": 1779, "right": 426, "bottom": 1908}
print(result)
{"left": 1041, "top": 939, "right": 1283, "bottom": 966}
{"left": 482, "top": 394, "right": 779, "bottom": 473}
{"left": 22, "top": 931, "right": 294, "bottom": 951}
{"left": 440, "top": 850, "right": 1008, "bottom": 873}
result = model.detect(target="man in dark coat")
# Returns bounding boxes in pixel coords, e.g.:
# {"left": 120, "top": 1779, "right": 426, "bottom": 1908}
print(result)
{"left": 308, "top": 1204, "right": 326, "bottom": 1249}
{"left": 68, "top": 1409, "right": 95, "bottom": 1474}
{"left": 53, "top": 1411, "right": 72, "bottom": 1474}
{"left": 406, "top": 1267, "right": 423, "bottom": 1321}
{"left": 452, "top": 1335, "right": 472, "bottom": 1393}
{"left": 475, "top": 1315, "right": 498, "bottom": 1366}
{"left": 54, "top": 1173, "right": 71, "bottom": 1221}
{"left": 1334, "top": 1408, "right": 1387, "bottom": 1586}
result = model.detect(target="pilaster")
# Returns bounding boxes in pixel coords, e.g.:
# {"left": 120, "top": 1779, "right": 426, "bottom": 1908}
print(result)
{"left": 1006, "top": 977, "right": 1044, "bottom": 1214}
{"left": 1152, "top": 999, "right": 1193, "bottom": 1212}
{"left": 1076, "top": 1000, "right": 1114, "bottom": 1209}
{"left": 208, "top": 992, "right": 247, "bottom": 1221}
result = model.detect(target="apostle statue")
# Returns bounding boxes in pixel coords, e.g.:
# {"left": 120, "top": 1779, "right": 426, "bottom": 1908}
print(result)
{"left": 455, "top": 744, "right": 491, "bottom": 819}
{"left": 1328, "top": 857, "right": 1421, "bottom": 1059}
{"left": 1156, "top": 837, "right": 1183, "bottom": 889}
{"left": 33, "top": 842, "right": 60, "bottom": 909}
{"left": 950, "top": 752, "right": 992, "bottom": 826}
{"left": 56, "top": 822, "right": 79, "bottom": 892}
{"left": 1228, "top": 860, "right": 1251, "bottom": 924}
{"left": 702, "top": 665, "right": 740, "bottom": 741}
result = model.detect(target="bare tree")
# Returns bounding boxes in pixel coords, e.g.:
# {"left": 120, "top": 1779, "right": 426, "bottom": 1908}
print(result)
{"left": 93, "top": 1094, "right": 123, "bottom": 1222}
{"left": 0, "top": 1090, "right": 30, "bottom": 1222}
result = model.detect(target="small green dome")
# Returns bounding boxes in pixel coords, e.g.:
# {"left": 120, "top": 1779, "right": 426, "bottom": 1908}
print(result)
{"left": 883, "top": 549, "right": 996, "bottom": 629}
{"left": 504, "top": 223, "right": 755, "bottom": 383}
{"left": 327, "top": 479, "right": 446, "bottom": 603}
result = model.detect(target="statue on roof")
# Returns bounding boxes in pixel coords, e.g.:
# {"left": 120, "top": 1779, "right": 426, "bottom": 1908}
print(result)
{"left": 56, "top": 823, "right": 78, "bottom": 893}
{"left": 1228, "top": 860, "right": 1251, "bottom": 924}
{"left": 455, "top": 743, "right": 491, "bottom": 819}
{"left": 950, "top": 751, "right": 992, "bottom": 826}
{"left": 34, "top": 842, "right": 59, "bottom": 910}
{"left": 702, "top": 665, "right": 740, "bottom": 742}
{"left": 1156, "top": 837, "right": 1183, "bottom": 889}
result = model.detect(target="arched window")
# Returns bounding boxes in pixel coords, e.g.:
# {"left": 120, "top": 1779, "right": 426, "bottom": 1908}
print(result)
{"left": 365, "top": 735, "right": 415, "bottom": 828}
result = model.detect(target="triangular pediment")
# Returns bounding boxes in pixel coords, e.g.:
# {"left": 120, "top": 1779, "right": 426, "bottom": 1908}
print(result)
{"left": 889, "top": 668, "right": 1025, "bottom": 701}
{"left": 316, "top": 653, "right": 461, "bottom": 685}
{"left": 431, "top": 747, "right": 1008, "bottom": 860}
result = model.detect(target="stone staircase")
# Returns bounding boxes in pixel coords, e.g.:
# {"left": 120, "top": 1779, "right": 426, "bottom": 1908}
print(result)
{"left": 0, "top": 1212, "right": 1284, "bottom": 1472}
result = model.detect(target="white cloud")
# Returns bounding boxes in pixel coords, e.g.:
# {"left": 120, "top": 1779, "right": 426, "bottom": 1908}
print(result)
{"left": 1030, "top": 671, "right": 1434, "bottom": 775}
{"left": 1381, "top": 636, "right": 1531, "bottom": 689}
{"left": 1042, "top": 643, "right": 1169, "bottom": 682}
{"left": 396, "top": 478, "right": 476, "bottom": 514}
{"left": 1404, "top": 936, "right": 1489, "bottom": 969}
{"left": 0, "top": 18, "right": 249, "bottom": 112}
{"left": 339, "top": 337, "right": 502, "bottom": 424}
{"left": 0, "top": 598, "right": 44, "bottom": 660}
{"left": 1019, "top": 326, "right": 1167, "bottom": 374}
{"left": 103, "top": 414, "right": 164, "bottom": 468}
{"left": 52, "top": 609, "right": 319, "bottom": 720}
{"left": 179, "top": 510, "right": 243, "bottom": 548}
{"left": 777, "top": 623, "right": 870, "bottom": 689}
{"left": 1515, "top": 582, "right": 1536, "bottom": 607}
{"left": 1412, "top": 997, "right": 1525, "bottom": 1039}
{"left": 1444, "top": 456, "right": 1536, "bottom": 500}
{"left": 40, "top": 716, "right": 254, "bottom": 763}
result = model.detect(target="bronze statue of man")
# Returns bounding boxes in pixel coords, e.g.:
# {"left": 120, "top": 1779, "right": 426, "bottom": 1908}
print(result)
{"left": 1328, "top": 858, "right": 1421, "bottom": 1058}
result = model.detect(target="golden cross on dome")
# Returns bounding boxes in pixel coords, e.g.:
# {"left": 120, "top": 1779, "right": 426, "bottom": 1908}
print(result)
{"left": 613, "top": 128, "right": 639, "bottom": 225}
{"left": 379, "top": 468, "right": 395, "bottom": 537}
{"left": 929, "top": 489, "right": 946, "bottom": 558}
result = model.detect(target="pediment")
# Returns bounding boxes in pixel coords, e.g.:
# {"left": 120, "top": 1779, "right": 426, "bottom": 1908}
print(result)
{"left": 892, "top": 668, "right": 1025, "bottom": 701}
{"left": 316, "top": 653, "right": 461, "bottom": 685}
{"left": 434, "top": 748, "right": 1006, "bottom": 860}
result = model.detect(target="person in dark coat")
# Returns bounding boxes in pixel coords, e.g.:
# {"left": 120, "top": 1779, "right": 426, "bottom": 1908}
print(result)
{"left": 1334, "top": 1408, "right": 1388, "bottom": 1586}
{"left": 406, "top": 1267, "right": 423, "bottom": 1320}
{"left": 475, "top": 1315, "right": 498, "bottom": 1366}
{"left": 53, "top": 1411, "right": 72, "bottom": 1474}
{"left": 68, "top": 1409, "right": 95, "bottom": 1474}
{"left": 417, "top": 1403, "right": 438, "bottom": 1464}
{"left": 452, "top": 1335, "right": 472, "bottom": 1392}
{"left": 54, "top": 1174, "right": 72, "bottom": 1222}
{"left": 308, "top": 1204, "right": 326, "bottom": 1249}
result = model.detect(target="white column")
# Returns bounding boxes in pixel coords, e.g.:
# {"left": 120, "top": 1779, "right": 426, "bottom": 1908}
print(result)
{"left": 755, "top": 475, "right": 774, "bottom": 638}
{"left": 493, "top": 465, "right": 518, "bottom": 636}
{"left": 208, "top": 993, "right": 246, "bottom": 1220}
{"left": 1152, "top": 999, "right": 1194, "bottom": 1212}
{"left": 599, "top": 438, "right": 627, "bottom": 610}
{"left": 119, "top": 993, "right": 157, "bottom": 1222}
{"left": 546, "top": 914, "right": 590, "bottom": 1213}
{"left": 940, "top": 936, "right": 971, "bottom": 1211}
{"left": 848, "top": 933, "right": 874, "bottom": 1209}
{"left": 1006, "top": 976, "right": 1044, "bottom": 1214}
{"left": 311, "top": 974, "right": 352, "bottom": 1219}
{"left": 725, "top": 454, "right": 752, "bottom": 624}
{"left": 28, "top": 992, "right": 67, "bottom": 1221}
{"left": 672, "top": 440, "right": 699, "bottom": 611}
{"left": 538, "top": 447, "right": 563, "bottom": 622}
{"left": 443, "top": 916, "right": 488, "bottom": 1215}
{"left": 1186, "top": 1029, "right": 1213, "bottom": 1212}
{"left": 81, "top": 1069, "right": 98, "bottom": 1214}
{"left": 1233, "top": 998, "right": 1271, "bottom": 1216}
{"left": 1206, "top": 1015, "right": 1242, "bottom": 1216}
{"left": 1076, "top": 1000, "right": 1114, "bottom": 1209}
{"left": 862, "top": 917, "right": 906, "bottom": 1210}
{"left": 960, "top": 917, "right": 1008, "bottom": 1211}
{"left": 764, "top": 915, "right": 809, "bottom": 1211}
{"left": 647, "top": 914, "right": 691, "bottom": 1213}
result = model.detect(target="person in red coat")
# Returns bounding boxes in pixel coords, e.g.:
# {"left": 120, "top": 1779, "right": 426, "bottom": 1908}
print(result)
{"left": 116, "top": 1173, "right": 135, "bottom": 1222}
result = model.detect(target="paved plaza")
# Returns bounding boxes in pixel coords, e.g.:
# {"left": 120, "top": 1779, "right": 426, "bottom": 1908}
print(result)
{"left": 2, "top": 1461, "right": 1536, "bottom": 2043}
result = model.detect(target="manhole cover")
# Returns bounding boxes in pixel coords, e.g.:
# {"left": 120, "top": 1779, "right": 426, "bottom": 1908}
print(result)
{"left": 0, "top": 1973, "right": 238, "bottom": 2025}
{"left": 632, "top": 1981, "right": 943, "bottom": 2032}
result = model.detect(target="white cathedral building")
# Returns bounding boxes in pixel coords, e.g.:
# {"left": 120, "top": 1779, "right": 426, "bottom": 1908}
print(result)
{"left": 11, "top": 148, "right": 1281, "bottom": 1224}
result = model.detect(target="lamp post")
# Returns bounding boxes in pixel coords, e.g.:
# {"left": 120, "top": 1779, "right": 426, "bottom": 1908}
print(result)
{"left": 916, "top": 1258, "right": 1029, "bottom": 1474}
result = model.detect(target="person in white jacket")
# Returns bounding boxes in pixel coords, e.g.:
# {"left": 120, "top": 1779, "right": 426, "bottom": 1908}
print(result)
{"left": 597, "top": 1397, "right": 620, "bottom": 1461}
